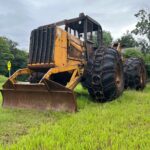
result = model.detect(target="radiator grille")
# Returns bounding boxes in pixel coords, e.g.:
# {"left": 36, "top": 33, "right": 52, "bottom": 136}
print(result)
{"left": 29, "top": 27, "right": 55, "bottom": 64}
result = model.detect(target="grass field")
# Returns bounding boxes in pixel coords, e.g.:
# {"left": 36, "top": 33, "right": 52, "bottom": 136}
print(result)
{"left": 0, "top": 75, "right": 149, "bottom": 150}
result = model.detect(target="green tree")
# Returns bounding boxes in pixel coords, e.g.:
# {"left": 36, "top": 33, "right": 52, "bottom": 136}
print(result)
{"left": 132, "top": 9, "right": 150, "bottom": 53}
{"left": 0, "top": 36, "right": 28, "bottom": 76}
{"left": 11, "top": 48, "right": 28, "bottom": 73}
{"left": 103, "top": 31, "right": 113, "bottom": 46}
{"left": 0, "top": 37, "right": 14, "bottom": 75}
{"left": 3, "top": 37, "right": 18, "bottom": 51}
{"left": 123, "top": 48, "right": 143, "bottom": 59}
{"left": 118, "top": 31, "right": 137, "bottom": 48}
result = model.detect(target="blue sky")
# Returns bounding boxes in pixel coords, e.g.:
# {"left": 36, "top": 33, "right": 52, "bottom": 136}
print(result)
{"left": 0, "top": 0, "right": 149, "bottom": 50}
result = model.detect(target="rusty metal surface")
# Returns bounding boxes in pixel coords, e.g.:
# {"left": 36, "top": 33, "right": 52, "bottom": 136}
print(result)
{"left": 1, "top": 80, "right": 77, "bottom": 112}
{"left": 28, "top": 63, "right": 54, "bottom": 70}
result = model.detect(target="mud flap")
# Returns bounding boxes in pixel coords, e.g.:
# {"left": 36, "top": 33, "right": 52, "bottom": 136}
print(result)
{"left": 1, "top": 79, "right": 77, "bottom": 112}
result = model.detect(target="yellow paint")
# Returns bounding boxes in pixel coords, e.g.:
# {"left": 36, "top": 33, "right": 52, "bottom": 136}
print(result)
{"left": 54, "top": 27, "right": 85, "bottom": 67}
{"left": 40, "top": 65, "right": 81, "bottom": 90}
{"left": 54, "top": 28, "right": 68, "bottom": 67}
{"left": 28, "top": 26, "right": 85, "bottom": 69}
{"left": 8, "top": 68, "right": 32, "bottom": 84}
{"left": 7, "top": 26, "right": 86, "bottom": 91}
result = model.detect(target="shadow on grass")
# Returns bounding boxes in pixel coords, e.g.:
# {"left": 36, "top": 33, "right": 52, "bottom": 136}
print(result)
{"left": 74, "top": 91, "right": 93, "bottom": 110}
{"left": 74, "top": 87, "right": 126, "bottom": 110}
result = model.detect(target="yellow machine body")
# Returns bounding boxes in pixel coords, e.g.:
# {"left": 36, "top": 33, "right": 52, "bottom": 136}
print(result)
{"left": 1, "top": 27, "right": 86, "bottom": 112}
{"left": 1, "top": 13, "right": 103, "bottom": 112}
{"left": 28, "top": 27, "right": 85, "bottom": 69}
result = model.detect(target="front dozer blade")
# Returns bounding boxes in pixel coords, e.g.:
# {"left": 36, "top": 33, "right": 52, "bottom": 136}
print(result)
{"left": 1, "top": 79, "right": 77, "bottom": 112}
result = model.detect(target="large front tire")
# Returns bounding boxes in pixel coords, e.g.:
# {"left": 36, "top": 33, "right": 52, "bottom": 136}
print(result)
{"left": 83, "top": 47, "right": 124, "bottom": 102}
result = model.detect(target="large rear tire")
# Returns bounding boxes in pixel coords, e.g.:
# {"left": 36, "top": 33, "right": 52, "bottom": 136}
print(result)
{"left": 123, "top": 58, "right": 146, "bottom": 90}
{"left": 82, "top": 47, "right": 124, "bottom": 102}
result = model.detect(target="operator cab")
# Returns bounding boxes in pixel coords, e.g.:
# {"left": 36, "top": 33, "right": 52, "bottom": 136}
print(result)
{"left": 41, "top": 13, "right": 103, "bottom": 59}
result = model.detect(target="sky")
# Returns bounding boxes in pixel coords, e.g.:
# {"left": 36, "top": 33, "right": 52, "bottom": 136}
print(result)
{"left": 0, "top": 0, "right": 149, "bottom": 50}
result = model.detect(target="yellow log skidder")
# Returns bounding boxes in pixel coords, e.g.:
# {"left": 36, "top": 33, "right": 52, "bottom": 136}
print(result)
{"left": 0, "top": 13, "right": 146, "bottom": 112}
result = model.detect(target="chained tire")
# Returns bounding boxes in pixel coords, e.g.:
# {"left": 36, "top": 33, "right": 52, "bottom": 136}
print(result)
{"left": 82, "top": 47, "right": 124, "bottom": 102}
{"left": 124, "top": 58, "right": 146, "bottom": 90}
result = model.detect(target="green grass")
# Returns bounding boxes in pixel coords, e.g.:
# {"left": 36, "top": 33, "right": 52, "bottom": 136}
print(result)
{"left": 0, "top": 76, "right": 69, "bottom": 145}
{"left": 0, "top": 76, "right": 7, "bottom": 105}
{"left": 0, "top": 76, "right": 149, "bottom": 149}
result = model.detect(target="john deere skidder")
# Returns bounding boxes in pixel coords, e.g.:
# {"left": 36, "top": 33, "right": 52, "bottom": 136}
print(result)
{"left": 1, "top": 13, "right": 130, "bottom": 112}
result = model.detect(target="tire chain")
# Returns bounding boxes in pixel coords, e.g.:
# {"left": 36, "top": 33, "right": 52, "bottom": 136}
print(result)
{"left": 91, "top": 47, "right": 106, "bottom": 101}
